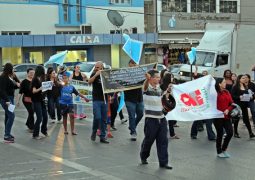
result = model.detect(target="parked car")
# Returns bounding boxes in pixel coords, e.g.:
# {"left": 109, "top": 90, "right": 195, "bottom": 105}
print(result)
{"left": 169, "top": 64, "right": 183, "bottom": 83}
{"left": 13, "top": 63, "right": 39, "bottom": 80}
{"left": 68, "top": 62, "right": 111, "bottom": 78}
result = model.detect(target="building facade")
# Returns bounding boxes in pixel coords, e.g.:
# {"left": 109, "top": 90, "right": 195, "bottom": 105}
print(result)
{"left": 0, "top": 0, "right": 154, "bottom": 68}
{"left": 144, "top": 0, "right": 255, "bottom": 74}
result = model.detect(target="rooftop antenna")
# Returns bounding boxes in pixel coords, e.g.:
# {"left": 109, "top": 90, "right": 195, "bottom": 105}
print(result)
{"left": 107, "top": 10, "right": 125, "bottom": 33}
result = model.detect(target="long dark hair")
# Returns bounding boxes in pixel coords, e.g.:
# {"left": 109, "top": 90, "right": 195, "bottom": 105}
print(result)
{"left": 1, "top": 63, "right": 13, "bottom": 77}
{"left": 160, "top": 73, "right": 174, "bottom": 91}
{"left": 215, "top": 78, "right": 224, "bottom": 93}
{"left": 223, "top": 69, "right": 232, "bottom": 78}
{"left": 46, "top": 67, "right": 54, "bottom": 81}
{"left": 33, "top": 65, "right": 45, "bottom": 82}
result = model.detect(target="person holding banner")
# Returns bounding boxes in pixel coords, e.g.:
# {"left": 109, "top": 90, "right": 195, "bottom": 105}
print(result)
{"left": 244, "top": 74, "right": 255, "bottom": 127}
{"left": 140, "top": 69, "right": 172, "bottom": 170}
{"left": 70, "top": 64, "right": 88, "bottom": 120}
{"left": 59, "top": 72, "right": 89, "bottom": 135}
{"left": 124, "top": 59, "right": 144, "bottom": 141}
{"left": 89, "top": 61, "right": 109, "bottom": 144}
{"left": 214, "top": 78, "right": 234, "bottom": 158}
{"left": 31, "top": 65, "right": 48, "bottom": 139}
{"left": 231, "top": 74, "right": 255, "bottom": 138}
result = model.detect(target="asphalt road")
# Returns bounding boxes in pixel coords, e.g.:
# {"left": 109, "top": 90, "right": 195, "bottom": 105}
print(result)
{"left": 0, "top": 104, "right": 255, "bottom": 180}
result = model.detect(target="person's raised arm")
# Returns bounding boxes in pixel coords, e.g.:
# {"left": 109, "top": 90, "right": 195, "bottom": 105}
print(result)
{"left": 143, "top": 73, "right": 150, "bottom": 92}
{"left": 88, "top": 71, "right": 100, "bottom": 84}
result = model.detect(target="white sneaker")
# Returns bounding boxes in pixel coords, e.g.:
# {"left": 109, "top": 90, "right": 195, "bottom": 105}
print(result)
{"left": 51, "top": 119, "right": 56, "bottom": 123}
{"left": 131, "top": 134, "right": 137, "bottom": 141}
{"left": 121, "top": 119, "right": 128, "bottom": 124}
{"left": 217, "top": 153, "right": 227, "bottom": 158}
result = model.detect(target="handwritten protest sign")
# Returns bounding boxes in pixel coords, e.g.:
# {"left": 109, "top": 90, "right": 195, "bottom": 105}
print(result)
{"left": 42, "top": 81, "right": 53, "bottom": 92}
{"left": 100, "top": 63, "right": 157, "bottom": 93}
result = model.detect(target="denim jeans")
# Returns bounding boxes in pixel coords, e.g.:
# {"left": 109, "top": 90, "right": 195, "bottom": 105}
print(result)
{"left": 47, "top": 96, "right": 61, "bottom": 120}
{"left": 125, "top": 101, "right": 144, "bottom": 135}
{"left": 33, "top": 101, "right": 48, "bottom": 137}
{"left": 191, "top": 119, "right": 216, "bottom": 140}
{"left": 0, "top": 96, "right": 15, "bottom": 138}
{"left": 249, "top": 100, "right": 255, "bottom": 126}
{"left": 92, "top": 101, "right": 107, "bottom": 139}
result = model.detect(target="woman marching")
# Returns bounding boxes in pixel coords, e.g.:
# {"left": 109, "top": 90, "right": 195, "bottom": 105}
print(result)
{"left": 214, "top": 78, "right": 234, "bottom": 158}
{"left": 231, "top": 74, "right": 255, "bottom": 138}
{"left": 31, "top": 65, "right": 48, "bottom": 139}
{"left": 0, "top": 63, "right": 20, "bottom": 143}
{"left": 17, "top": 68, "right": 35, "bottom": 132}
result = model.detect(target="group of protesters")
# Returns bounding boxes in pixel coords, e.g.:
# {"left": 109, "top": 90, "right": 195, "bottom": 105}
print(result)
{"left": 0, "top": 60, "right": 255, "bottom": 170}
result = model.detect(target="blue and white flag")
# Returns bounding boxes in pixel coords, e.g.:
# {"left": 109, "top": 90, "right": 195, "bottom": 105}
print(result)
{"left": 122, "top": 34, "right": 143, "bottom": 64}
{"left": 117, "top": 92, "right": 125, "bottom": 113}
{"left": 44, "top": 50, "right": 68, "bottom": 67}
{"left": 187, "top": 47, "right": 196, "bottom": 65}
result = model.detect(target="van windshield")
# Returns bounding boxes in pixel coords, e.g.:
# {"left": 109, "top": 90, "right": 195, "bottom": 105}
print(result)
{"left": 195, "top": 52, "right": 215, "bottom": 67}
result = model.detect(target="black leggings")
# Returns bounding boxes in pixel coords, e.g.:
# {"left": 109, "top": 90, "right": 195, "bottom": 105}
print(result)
{"left": 234, "top": 105, "right": 253, "bottom": 135}
{"left": 23, "top": 100, "right": 34, "bottom": 130}
{"left": 214, "top": 118, "right": 233, "bottom": 154}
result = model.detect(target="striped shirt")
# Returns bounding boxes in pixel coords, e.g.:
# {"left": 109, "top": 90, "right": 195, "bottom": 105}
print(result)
{"left": 143, "top": 84, "right": 164, "bottom": 119}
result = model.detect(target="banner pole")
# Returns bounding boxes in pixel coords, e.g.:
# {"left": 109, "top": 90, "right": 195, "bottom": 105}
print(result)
{"left": 100, "top": 72, "right": 107, "bottom": 104}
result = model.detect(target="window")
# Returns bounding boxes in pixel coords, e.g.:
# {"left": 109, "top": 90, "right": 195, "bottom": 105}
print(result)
{"left": 56, "top": 31, "right": 81, "bottom": 34}
{"left": 109, "top": 0, "right": 131, "bottom": 5}
{"left": 76, "top": 0, "right": 81, "bottom": 22}
{"left": 220, "top": 0, "right": 237, "bottom": 13}
{"left": 162, "top": 0, "right": 187, "bottom": 12}
{"left": 14, "top": 65, "right": 28, "bottom": 72}
{"left": 0, "top": 0, "right": 28, "bottom": 2}
{"left": 216, "top": 55, "right": 228, "bottom": 66}
{"left": 63, "top": 0, "right": 69, "bottom": 22}
{"left": 191, "top": 0, "right": 216, "bottom": 13}
{"left": 1, "top": 31, "right": 30, "bottom": 35}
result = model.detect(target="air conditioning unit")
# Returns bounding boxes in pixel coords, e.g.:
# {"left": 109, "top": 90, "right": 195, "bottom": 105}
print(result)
{"left": 80, "top": 24, "right": 92, "bottom": 34}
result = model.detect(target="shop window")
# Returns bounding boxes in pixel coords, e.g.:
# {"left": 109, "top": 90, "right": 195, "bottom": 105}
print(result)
{"left": 29, "top": 52, "right": 43, "bottom": 64}
{"left": 2, "top": 48, "right": 22, "bottom": 65}
{"left": 1, "top": 31, "right": 30, "bottom": 35}
{"left": 220, "top": 0, "right": 237, "bottom": 13}
{"left": 56, "top": 31, "right": 81, "bottom": 34}
{"left": 162, "top": 0, "right": 187, "bottom": 12}
{"left": 191, "top": 0, "right": 216, "bottom": 13}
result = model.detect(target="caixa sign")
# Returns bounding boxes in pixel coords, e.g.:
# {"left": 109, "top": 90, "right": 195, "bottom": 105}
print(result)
{"left": 67, "top": 35, "right": 102, "bottom": 45}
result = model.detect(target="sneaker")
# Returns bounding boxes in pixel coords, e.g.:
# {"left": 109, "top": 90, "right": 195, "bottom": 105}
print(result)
{"left": 234, "top": 133, "right": 241, "bottom": 138}
{"left": 141, "top": 159, "right": 148, "bottom": 165}
{"left": 121, "top": 119, "right": 128, "bottom": 124}
{"left": 10, "top": 135, "right": 15, "bottom": 139}
{"left": 41, "top": 132, "right": 49, "bottom": 137}
{"left": 111, "top": 126, "right": 117, "bottom": 131}
{"left": 130, "top": 134, "right": 137, "bottom": 141}
{"left": 191, "top": 136, "right": 197, "bottom": 139}
{"left": 32, "top": 136, "right": 41, "bottom": 140}
{"left": 223, "top": 151, "right": 231, "bottom": 158}
{"left": 250, "top": 133, "right": 255, "bottom": 139}
{"left": 170, "top": 135, "right": 180, "bottom": 139}
{"left": 91, "top": 133, "right": 96, "bottom": 141}
{"left": 100, "top": 138, "right": 109, "bottom": 144}
{"left": 4, "top": 136, "right": 14, "bottom": 143}
{"left": 217, "top": 153, "right": 227, "bottom": 158}
{"left": 159, "top": 164, "right": 173, "bottom": 170}
{"left": 51, "top": 119, "right": 56, "bottom": 123}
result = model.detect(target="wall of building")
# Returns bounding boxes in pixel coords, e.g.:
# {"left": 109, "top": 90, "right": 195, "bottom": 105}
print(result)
{"left": 0, "top": 4, "right": 59, "bottom": 34}
{"left": 93, "top": 45, "right": 111, "bottom": 65}
{"left": 85, "top": 6, "right": 144, "bottom": 34}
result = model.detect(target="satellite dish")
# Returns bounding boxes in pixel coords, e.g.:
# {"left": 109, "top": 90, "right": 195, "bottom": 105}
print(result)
{"left": 107, "top": 10, "right": 124, "bottom": 28}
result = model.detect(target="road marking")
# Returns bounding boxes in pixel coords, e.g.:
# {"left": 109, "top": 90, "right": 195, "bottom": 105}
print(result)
{"left": 0, "top": 139, "right": 122, "bottom": 180}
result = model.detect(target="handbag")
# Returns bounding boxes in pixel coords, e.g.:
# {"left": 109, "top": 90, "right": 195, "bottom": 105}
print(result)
{"left": 23, "top": 96, "right": 32, "bottom": 103}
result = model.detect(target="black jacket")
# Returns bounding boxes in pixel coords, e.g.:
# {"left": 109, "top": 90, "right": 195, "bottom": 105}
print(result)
{"left": 0, "top": 75, "right": 19, "bottom": 102}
